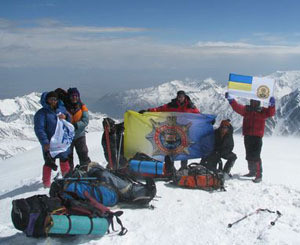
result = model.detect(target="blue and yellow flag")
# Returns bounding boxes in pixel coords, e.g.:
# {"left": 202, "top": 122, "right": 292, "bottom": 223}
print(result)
{"left": 228, "top": 73, "right": 275, "bottom": 102}
{"left": 124, "top": 110, "right": 216, "bottom": 161}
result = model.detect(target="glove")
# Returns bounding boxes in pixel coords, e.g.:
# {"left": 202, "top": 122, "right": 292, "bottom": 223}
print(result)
{"left": 269, "top": 96, "right": 275, "bottom": 107}
{"left": 43, "top": 144, "right": 50, "bottom": 152}
{"left": 138, "top": 110, "right": 147, "bottom": 114}
{"left": 44, "top": 151, "right": 58, "bottom": 171}
{"left": 225, "top": 92, "right": 234, "bottom": 104}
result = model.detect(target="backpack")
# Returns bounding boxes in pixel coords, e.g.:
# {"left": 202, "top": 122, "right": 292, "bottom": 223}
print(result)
{"left": 88, "top": 164, "right": 157, "bottom": 205}
{"left": 51, "top": 163, "right": 157, "bottom": 206}
{"left": 11, "top": 195, "right": 62, "bottom": 237}
{"left": 101, "top": 118, "right": 127, "bottom": 170}
{"left": 172, "top": 163, "right": 225, "bottom": 190}
{"left": 11, "top": 193, "right": 127, "bottom": 238}
{"left": 50, "top": 177, "right": 119, "bottom": 207}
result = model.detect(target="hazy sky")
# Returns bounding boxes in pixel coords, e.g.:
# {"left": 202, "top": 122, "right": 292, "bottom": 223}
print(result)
{"left": 1, "top": 0, "right": 300, "bottom": 101}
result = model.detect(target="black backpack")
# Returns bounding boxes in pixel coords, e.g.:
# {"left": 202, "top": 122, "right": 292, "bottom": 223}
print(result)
{"left": 101, "top": 118, "right": 127, "bottom": 170}
{"left": 11, "top": 195, "right": 63, "bottom": 237}
{"left": 11, "top": 193, "right": 127, "bottom": 237}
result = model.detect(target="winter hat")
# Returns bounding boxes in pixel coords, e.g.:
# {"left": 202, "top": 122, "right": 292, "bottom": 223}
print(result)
{"left": 45, "top": 91, "right": 58, "bottom": 101}
{"left": 177, "top": 90, "right": 186, "bottom": 97}
{"left": 220, "top": 119, "right": 231, "bottom": 128}
{"left": 68, "top": 87, "right": 80, "bottom": 98}
{"left": 250, "top": 99, "right": 261, "bottom": 107}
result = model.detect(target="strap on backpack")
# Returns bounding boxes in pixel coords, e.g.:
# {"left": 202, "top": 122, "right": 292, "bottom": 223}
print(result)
{"left": 83, "top": 191, "right": 128, "bottom": 236}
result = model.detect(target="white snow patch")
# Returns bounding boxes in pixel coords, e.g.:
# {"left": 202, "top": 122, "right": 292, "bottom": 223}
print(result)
{"left": 0, "top": 133, "right": 299, "bottom": 244}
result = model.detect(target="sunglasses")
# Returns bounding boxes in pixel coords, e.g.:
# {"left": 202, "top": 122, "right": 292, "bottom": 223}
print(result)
{"left": 48, "top": 97, "right": 57, "bottom": 102}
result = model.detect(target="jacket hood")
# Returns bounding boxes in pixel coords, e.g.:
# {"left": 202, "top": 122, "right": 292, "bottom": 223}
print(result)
{"left": 40, "top": 92, "right": 64, "bottom": 110}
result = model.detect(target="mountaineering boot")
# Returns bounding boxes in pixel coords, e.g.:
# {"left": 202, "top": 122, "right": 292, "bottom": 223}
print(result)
{"left": 179, "top": 160, "right": 188, "bottom": 171}
{"left": 60, "top": 160, "right": 71, "bottom": 177}
{"left": 253, "top": 160, "right": 262, "bottom": 183}
{"left": 253, "top": 177, "right": 262, "bottom": 183}
{"left": 243, "top": 160, "right": 256, "bottom": 177}
{"left": 223, "top": 158, "right": 236, "bottom": 175}
{"left": 43, "top": 165, "right": 52, "bottom": 188}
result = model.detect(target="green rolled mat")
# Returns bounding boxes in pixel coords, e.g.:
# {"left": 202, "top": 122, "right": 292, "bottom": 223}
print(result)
{"left": 48, "top": 215, "right": 109, "bottom": 235}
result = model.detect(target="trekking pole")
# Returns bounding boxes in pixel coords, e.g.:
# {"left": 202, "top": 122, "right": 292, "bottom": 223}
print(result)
{"left": 228, "top": 208, "right": 282, "bottom": 228}
{"left": 60, "top": 177, "right": 99, "bottom": 181}
{"left": 104, "top": 119, "right": 114, "bottom": 170}
{"left": 113, "top": 130, "right": 117, "bottom": 170}
{"left": 257, "top": 210, "right": 282, "bottom": 240}
{"left": 270, "top": 210, "right": 282, "bottom": 226}
{"left": 228, "top": 210, "right": 258, "bottom": 228}
{"left": 116, "top": 133, "right": 123, "bottom": 170}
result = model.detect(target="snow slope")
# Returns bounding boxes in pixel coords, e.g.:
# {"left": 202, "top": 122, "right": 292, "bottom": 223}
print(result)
{"left": 0, "top": 132, "right": 299, "bottom": 245}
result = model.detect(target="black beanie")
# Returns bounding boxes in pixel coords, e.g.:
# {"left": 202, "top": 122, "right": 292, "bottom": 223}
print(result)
{"left": 68, "top": 87, "right": 80, "bottom": 98}
{"left": 46, "top": 91, "right": 58, "bottom": 101}
{"left": 177, "top": 90, "right": 186, "bottom": 97}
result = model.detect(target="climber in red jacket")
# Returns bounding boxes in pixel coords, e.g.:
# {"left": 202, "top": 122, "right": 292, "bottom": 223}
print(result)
{"left": 225, "top": 92, "right": 275, "bottom": 183}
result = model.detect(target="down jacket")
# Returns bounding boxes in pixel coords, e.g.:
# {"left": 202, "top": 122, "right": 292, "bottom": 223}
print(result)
{"left": 230, "top": 100, "right": 275, "bottom": 137}
{"left": 148, "top": 96, "right": 200, "bottom": 113}
{"left": 66, "top": 102, "right": 89, "bottom": 140}
{"left": 34, "top": 92, "right": 71, "bottom": 147}
{"left": 214, "top": 124, "right": 234, "bottom": 157}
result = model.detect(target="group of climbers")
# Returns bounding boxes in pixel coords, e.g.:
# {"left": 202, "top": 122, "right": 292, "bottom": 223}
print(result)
{"left": 34, "top": 88, "right": 91, "bottom": 188}
{"left": 139, "top": 90, "right": 275, "bottom": 183}
{"left": 33, "top": 86, "right": 275, "bottom": 187}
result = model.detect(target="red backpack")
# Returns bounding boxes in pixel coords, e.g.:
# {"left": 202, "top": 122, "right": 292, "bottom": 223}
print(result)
{"left": 172, "top": 163, "right": 225, "bottom": 190}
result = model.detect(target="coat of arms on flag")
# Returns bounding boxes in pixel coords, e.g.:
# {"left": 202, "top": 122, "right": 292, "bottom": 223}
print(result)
{"left": 124, "top": 110, "right": 215, "bottom": 161}
{"left": 228, "top": 73, "right": 275, "bottom": 102}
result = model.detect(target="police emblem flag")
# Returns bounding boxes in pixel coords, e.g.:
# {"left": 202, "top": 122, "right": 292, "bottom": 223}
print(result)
{"left": 124, "top": 110, "right": 216, "bottom": 162}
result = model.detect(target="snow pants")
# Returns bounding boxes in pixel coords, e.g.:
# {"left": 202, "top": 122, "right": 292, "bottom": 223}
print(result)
{"left": 244, "top": 135, "right": 263, "bottom": 177}
{"left": 68, "top": 136, "right": 91, "bottom": 170}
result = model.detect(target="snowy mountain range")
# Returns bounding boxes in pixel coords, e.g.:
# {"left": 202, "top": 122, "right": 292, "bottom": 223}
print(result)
{"left": 0, "top": 70, "right": 299, "bottom": 160}
{"left": 93, "top": 70, "right": 300, "bottom": 136}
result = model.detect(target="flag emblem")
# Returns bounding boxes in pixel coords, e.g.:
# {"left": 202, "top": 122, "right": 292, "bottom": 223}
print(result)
{"left": 256, "top": 85, "right": 270, "bottom": 99}
{"left": 146, "top": 116, "right": 192, "bottom": 156}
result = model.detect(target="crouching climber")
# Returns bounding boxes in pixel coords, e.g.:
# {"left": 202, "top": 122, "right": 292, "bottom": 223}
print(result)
{"left": 200, "top": 119, "right": 237, "bottom": 177}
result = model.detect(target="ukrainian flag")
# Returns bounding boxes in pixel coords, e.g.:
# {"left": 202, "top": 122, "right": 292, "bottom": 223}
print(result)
{"left": 228, "top": 74, "right": 252, "bottom": 91}
{"left": 227, "top": 73, "right": 275, "bottom": 101}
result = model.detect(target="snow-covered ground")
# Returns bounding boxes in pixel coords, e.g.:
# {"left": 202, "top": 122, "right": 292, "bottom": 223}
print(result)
{"left": 0, "top": 132, "right": 299, "bottom": 245}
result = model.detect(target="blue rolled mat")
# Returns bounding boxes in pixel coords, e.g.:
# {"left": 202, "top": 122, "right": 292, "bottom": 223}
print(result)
{"left": 129, "top": 160, "right": 164, "bottom": 175}
{"left": 49, "top": 215, "right": 109, "bottom": 235}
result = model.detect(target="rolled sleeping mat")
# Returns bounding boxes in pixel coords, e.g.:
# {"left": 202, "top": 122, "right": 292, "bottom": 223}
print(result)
{"left": 129, "top": 160, "right": 164, "bottom": 176}
{"left": 48, "top": 215, "right": 109, "bottom": 235}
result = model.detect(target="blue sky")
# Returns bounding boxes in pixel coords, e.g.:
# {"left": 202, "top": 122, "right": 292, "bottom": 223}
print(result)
{"left": 1, "top": 0, "right": 300, "bottom": 101}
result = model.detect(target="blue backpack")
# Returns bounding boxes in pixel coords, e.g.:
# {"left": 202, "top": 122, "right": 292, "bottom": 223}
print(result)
{"left": 51, "top": 178, "right": 119, "bottom": 207}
